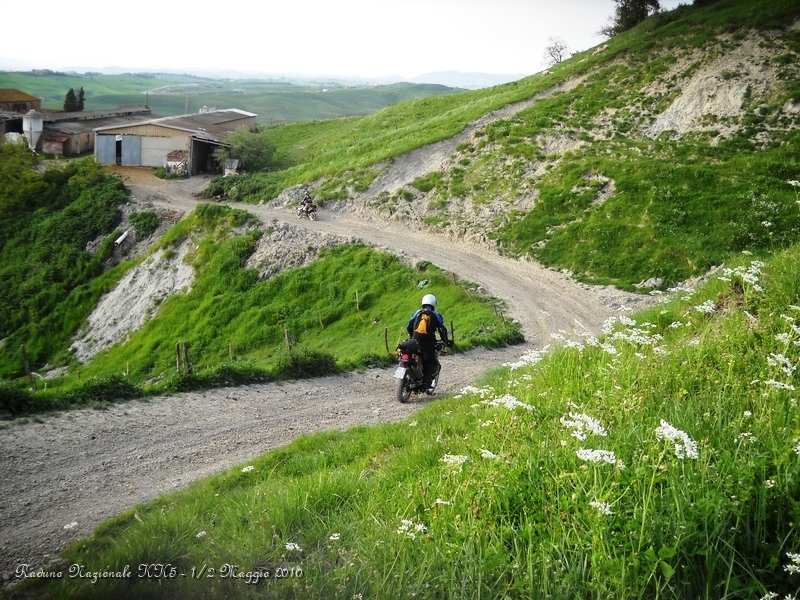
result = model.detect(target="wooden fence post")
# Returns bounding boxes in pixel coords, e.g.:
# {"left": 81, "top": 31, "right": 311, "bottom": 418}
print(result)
{"left": 285, "top": 328, "right": 292, "bottom": 352}
{"left": 450, "top": 320, "right": 455, "bottom": 347}
{"left": 20, "top": 345, "right": 36, "bottom": 391}
{"left": 229, "top": 341, "right": 233, "bottom": 362}
{"left": 182, "top": 341, "right": 193, "bottom": 374}
{"left": 176, "top": 343, "right": 182, "bottom": 372}
{"left": 384, "top": 327, "right": 389, "bottom": 354}
{"left": 355, "top": 290, "right": 360, "bottom": 311}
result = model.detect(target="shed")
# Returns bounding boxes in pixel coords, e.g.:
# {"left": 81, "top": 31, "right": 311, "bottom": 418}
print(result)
{"left": 0, "top": 89, "right": 41, "bottom": 113}
{"left": 93, "top": 108, "right": 257, "bottom": 176}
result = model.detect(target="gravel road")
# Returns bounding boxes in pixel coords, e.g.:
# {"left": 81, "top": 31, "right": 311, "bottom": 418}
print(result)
{"left": 0, "top": 99, "right": 655, "bottom": 586}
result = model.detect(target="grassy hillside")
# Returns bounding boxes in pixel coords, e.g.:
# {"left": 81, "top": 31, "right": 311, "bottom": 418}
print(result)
{"left": 25, "top": 236, "right": 800, "bottom": 600}
{"left": 0, "top": 71, "right": 460, "bottom": 124}
{"left": 203, "top": 0, "right": 800, "bottom": 291}
{"left": 0, "top": 153, "right": 517, "bottom": 415}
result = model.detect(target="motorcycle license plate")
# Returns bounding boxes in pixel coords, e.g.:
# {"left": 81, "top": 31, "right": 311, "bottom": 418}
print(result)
{"left": 393, "top": 366, "right": 407, "bottom": 379}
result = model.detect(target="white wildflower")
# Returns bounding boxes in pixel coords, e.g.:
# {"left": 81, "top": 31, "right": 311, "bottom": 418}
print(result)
{"left": 744, "top": 411, "right": 752, "bottom": 417}
{"left": 655, "top": 419, "right": 699, "bottom": 460}
{"left": 196, "top": 530, "right": 207, "bottom": 538}
{"left": 502, "top": 346, "right": 550, "bottom": 370}
{"left": 397, "top": 518, "right": 427, "bottom": 539}
{"left": 694, "top": 300, "right": 716, "bottom": 314}
{"left": 588, "top": 501, "right": 613, "bottom": 515}
{"left": 241, "top": 465, "right": 254, "bottom": 473}
{"left": 409, "top": 421, "right": 418, "bottom": 427}
{"left": 285, "top": 542, "right": 303, "bottom": 553}
{"left": 442, "top": 454, "right": 469, "bottom": 469}
{"left": 764, "top": 379, "right": 796, "bottom": 391}
{"left": 433, "top": 498, "right": 451, "bottom": 506}
{"left": 480, "top": 448, "right": 499, "bottom": 459}
{"left": 576, "top": 448, "right": 618, "bottom": 465}
{"left": 737, "top": 432, "right": 757, "bottom": 444}
{"left": 482, "top": 394, "right": 534, "bottom": 411}
{"left": 768, "top": 353, "right": 796, "bottom": 377}
{"left": 63, "top": 522, "right": 78, "bottom": 530}
{"left": 560, "top": 412, "right": 607, "bottom": 440}
{"left": 765, "top": 479, "right": 776, "bottom": 489}
{"left": 329, "top": 533, "right": 341, "bottom": 541}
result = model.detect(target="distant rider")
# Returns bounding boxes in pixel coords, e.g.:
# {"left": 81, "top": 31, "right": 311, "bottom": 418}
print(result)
{"left": 300, "top": 190, "right": 316, "bottom": 215}
{"left": 405, "top": 293, "right": 451, "bottom": 394}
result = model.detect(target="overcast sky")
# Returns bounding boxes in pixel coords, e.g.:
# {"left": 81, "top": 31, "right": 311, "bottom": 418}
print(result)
{"left": 0, "top": 0, "right": 686, "bottom": 78}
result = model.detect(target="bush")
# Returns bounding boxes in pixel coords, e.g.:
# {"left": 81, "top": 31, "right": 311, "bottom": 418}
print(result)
{"left": 272, "top": 347, "right": 341, "bottom": 379}
{"left": 66, "top": 374, "right": 142, "bottom": 406}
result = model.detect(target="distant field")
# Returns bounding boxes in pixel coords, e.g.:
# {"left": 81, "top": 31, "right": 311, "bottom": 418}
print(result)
{"left": 0, "top": 71, "right": 460, "bottom": 123}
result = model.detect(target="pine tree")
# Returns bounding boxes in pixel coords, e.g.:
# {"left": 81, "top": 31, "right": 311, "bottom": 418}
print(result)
{"left": 77, "top": 87, "right": 85, "bottom": 111}
{"left": 63, "top": 88, "right": 78, "bottom": 112}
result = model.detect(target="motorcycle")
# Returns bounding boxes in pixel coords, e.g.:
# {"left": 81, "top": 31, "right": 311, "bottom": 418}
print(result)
{"left": 296, "top": 203, "right": 317, "bottom": 220}
{"left": 394, "top": 339, "right": 445, "bottom": 403}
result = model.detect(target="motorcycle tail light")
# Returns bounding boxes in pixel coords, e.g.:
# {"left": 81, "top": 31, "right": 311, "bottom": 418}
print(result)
{"left": 401, "top": 354, "right": 410, "bottom": 361}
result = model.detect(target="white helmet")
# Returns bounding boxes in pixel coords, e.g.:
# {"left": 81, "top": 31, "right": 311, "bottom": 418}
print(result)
{"left": 421, "top": 293, "right": 437, "bottom": 309}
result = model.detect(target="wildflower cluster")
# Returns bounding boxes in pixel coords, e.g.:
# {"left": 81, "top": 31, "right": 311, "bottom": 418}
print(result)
{"left": 716, "top": 260, "right": 766, "bottom": 293}
{"left": 588, "top": 500, "right": 613, "bottom": 516}
{"left": 576, "top": 448, "right": 620, "bottom": 466}
{"left": 502, "top": 345, "right": 550, "bottom": 370}
{"left": 599, "top": 315, "right": 665, "bottom": 356}
{"left": 441, "top": 454, "right": 469, "bottom": 470}
{"left": 560, "top": 412, "right": 607, "bottom": 441}
{"left": 397, "top": 518, "right": 428, "bottom": 540}
{"left": 784, "top": 552, "right": 800, "bottom": 574}
{"left": 655, "top": 419, "right": 699, "bottom": 460}
{"left": 481, "top": 394, "right": 534, "bottom": 411}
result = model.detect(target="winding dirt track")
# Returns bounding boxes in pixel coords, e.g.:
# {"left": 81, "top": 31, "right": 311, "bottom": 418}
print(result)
{"left": 0, "top": 95, "right": 653, "bottom": 586}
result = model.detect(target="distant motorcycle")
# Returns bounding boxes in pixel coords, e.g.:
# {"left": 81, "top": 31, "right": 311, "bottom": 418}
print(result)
{"left": 296, "top": 203, "right": 317, "bottom": 220}
{"left": 393, "top": 339, "right": 445, "bottom": 402}
{"left": 296, "top": 190, "right": 318, "bottom": 220}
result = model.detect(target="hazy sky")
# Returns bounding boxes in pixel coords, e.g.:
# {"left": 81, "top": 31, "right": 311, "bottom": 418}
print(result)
{"left": 1, "top": 0, "right": 686, "bottom": 78}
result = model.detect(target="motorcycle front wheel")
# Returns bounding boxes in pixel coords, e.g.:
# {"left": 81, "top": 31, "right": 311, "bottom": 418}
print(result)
{"left": 309, "top": 211, "right": 316, "bottom": 221}
{"left": 395, "top": 374, "right": 412, "bottom": 403}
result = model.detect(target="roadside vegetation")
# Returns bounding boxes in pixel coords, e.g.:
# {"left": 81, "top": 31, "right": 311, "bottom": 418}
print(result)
{"left": 23, "top": 240, "right": 800, "bottom": 599}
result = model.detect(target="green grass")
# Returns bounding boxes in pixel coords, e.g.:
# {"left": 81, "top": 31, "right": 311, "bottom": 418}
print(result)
{"left": 0, "top": 71, "right": 461, "bottom": 124}
{"left": 23, "top": 239, "right": 800, "bottom": 600}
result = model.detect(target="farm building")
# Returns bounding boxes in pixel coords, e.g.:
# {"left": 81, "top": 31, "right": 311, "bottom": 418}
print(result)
{"left": 93, "top": 108, "right": 257, "bottom": 175}
{"left": 40, "top": 107, "right": 153, "bottom": 156}
{"left": 0, "top": 89, "right": 41, "bottom": 112}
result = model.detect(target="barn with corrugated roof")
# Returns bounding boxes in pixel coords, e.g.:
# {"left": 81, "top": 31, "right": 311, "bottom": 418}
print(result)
{"left": 93, "top": 108, "right": 256, "bottom": 175}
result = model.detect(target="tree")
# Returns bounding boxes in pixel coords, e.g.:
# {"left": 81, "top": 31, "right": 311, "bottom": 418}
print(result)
{"left": 77, "top": 87, "right": 85, "bottom": 111}
{"left": 221, "top": 126, "right": 276, "bottom": 173}
{"left": 542, "top": 37, "right": 569, "bottom": 67}
{"left": 599, "top": 0, "right": 661, "bottom": 38}
{"left": 63, "top": 88, "right": 79, "bottom": 112}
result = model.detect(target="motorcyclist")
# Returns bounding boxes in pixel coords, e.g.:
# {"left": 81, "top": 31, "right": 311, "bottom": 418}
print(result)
{"left": 300, "top": 190, "right": 316, "bottom": 215}
{"left": 405, "top": 293, "right": 451, "bottom": 394}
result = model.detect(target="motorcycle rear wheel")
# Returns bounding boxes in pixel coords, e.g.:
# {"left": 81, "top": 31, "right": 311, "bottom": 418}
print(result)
{"left": 395, "top": 374, "right": 412, "bottom": 403}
